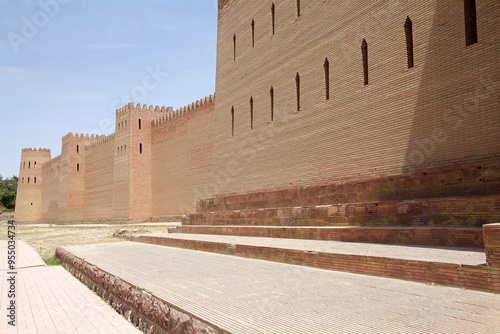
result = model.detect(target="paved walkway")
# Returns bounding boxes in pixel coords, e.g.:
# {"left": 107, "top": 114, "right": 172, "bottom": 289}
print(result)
{"left": 0, "top": 241, "right": 140, "bottom": 334}
{"left": 147, "top": 231, "right": 487, "bottom": 265}
{"left": 64, "top": 241, "right": 500, "bottom": 334}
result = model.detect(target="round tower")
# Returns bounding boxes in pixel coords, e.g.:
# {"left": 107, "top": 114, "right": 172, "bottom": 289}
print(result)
{"left": 14, "top": 148, "right": 51, "bottom": 223}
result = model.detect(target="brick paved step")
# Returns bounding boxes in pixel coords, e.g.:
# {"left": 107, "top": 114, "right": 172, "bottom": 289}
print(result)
{"left": 57, "top": 242, "right": 500, "bottom": 333}
{"left": 121, "top": 233, "right": 500, "bottom": 294}
{"left": 197, "top": 163, "right": 500, "bottom": 212}
{"left": 168, "top": 225, "right": 484, "bottom": 248}
{"left": 186, "top": 195, "right": 500, "bottom": 227}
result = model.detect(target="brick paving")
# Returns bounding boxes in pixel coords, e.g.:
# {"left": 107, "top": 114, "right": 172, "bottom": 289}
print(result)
{"left": 64, "top": 241, "right": 500, "bottom": 334}
{"left": 146, "top": 231, "right": 487, "bottom": 265}
{"left": 0, "top": 241, "right": 140, "bottom": 334}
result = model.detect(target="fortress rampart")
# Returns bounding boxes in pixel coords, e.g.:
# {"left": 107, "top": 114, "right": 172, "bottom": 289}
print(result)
{"left": 15, "top": 1, "right": 499, "bottom": 224}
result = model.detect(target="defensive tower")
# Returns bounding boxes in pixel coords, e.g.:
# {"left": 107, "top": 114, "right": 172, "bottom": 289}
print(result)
{"left": 14, "top": 148, "right": 51, "bottom": 222}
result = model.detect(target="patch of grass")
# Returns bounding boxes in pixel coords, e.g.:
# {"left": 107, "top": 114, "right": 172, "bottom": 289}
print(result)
{"left": 44, "top": 255, "right": 61, "bottom": 266}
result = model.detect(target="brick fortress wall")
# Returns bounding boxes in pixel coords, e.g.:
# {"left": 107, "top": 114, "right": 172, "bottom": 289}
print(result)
{"left": 212, "top": 0, "right": 499, "bottom": 195}
{"left": 14, "top": 0, "right": 499, "bottom": 223}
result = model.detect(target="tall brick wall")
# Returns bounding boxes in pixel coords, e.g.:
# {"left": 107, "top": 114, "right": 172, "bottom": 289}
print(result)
{"left": 213, "top": 0, "right": 500, "bottom": 196}
{"left": 84, "top": 135, "right": 115, "bottom": 220}
{"left": 151, "top": 97, "right": 215, "bottom": 216}
{"left": 41, "top": 156, "right": 61, "bottom": 222}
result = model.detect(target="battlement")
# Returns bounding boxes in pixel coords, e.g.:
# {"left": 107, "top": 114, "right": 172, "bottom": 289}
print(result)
{"left": 21, "top": 148, "right": 51, "bottom": 153}
{"left": 152, "top": 94, "right": 215, "bottom": 128}
{"left": 62, "top": 132, "right": 104, "bottom": 140}
{"left": 116, "top": 103, "right": 173, "bottom": 117}
{"left": 87, "top": 133, "right": 115, "bottom": 149}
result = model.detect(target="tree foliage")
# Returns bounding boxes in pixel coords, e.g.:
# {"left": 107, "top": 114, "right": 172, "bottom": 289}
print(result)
{"left": 0, "top": 175, "right": 18, "bottom": 210}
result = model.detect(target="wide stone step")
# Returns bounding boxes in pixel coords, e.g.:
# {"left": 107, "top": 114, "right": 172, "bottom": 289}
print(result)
{"left": 120, "top": 233, "right": 500, "bottom": 294}
{"left": 187, "top": 195, "right": 500, "bottom": 227}
{"left": 169, "top": 225, "right": 484, "bottom": 248}
{"left": 197, "top": 164, "right": 500, "bottom": 212}
{"left": 57, "top": 242, "right": 500, "bottom": 334}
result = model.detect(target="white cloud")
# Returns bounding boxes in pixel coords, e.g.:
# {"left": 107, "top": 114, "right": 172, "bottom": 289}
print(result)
{"left": 0, "top": 66, "right": 60, "bottom": 84}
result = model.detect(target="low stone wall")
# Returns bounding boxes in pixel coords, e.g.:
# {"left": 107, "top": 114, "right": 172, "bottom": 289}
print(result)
{"left": 56, "top": 247, "right": 227, "bottom": 334}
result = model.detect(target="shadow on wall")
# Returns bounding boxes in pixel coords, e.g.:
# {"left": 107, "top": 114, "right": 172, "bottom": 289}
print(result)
{"left": 403, "top": 0, "right": 499, "bottom": 174}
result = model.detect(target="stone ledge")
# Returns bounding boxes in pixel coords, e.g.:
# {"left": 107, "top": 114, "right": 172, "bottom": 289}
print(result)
{"left": 56, "top": 247, "right": 228, "bottom": 334}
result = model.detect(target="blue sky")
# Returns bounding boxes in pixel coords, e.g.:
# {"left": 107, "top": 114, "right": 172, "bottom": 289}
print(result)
{"left": 0, "top": 0, "right": 218, "bottom": 178}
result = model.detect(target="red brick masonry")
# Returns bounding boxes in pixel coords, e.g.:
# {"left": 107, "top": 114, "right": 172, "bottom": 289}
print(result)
{"left": 485, "top": 223, "right": 500, "bottom": 267}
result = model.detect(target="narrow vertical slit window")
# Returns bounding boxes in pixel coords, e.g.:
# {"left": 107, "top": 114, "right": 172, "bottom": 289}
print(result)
{"left": 23, "top": 162, "right": 25, "bottom": 169}
{"left": 231, "top": 106, "right": 235, "bottom": 137}
{"left": 27, "top": 177, "right": 30, "bottom": 184}
{"left": 405, "top": 17, "right": 414, "bottom": 68}
{"left": 324, "top": 58, "right": 330, "bottom": 100}
{"left": 77, "top": 163, "right": 80, "bottom": 172}
{"left": 34, "top": 177, "right": 37, "bottom": 184}
{"left": 297, "top": 0, "right": 300, "bottom": 17}
{"left": 139, "top": 143, "right": 143, "bottom": 154}
{"left": 28, "top": 161, "right": 30, "bottom": 169}
{"left": 296, "top": 73, "right": 301, "bottom": 111}
{"left": 250, "top": 97, "right": 254, "bottom": 129}
{"left": 233, "top": 34, "right": 237, "bottom": 60}
{"left": 362, "top": 39, "right": 368, "bottom": 85}
{"left": 138, "top": 119, "right": 142, "bottom": 130}
{"left": 464, "top": 0, "right": 478, "bottom": 46}
{"left": 270, "top": 86, "right": 274, "bottom": 121}
{"left": 251, "top": 20, "right": 255, "bottom": 48}
{"left": 34, "top": 161, "right": 37, "bottom": 169}
{"left": 76, "top": 145, "right": 79, "bottom": 153}
{"left": 271, "top": 3, "right": 275, "bottom": 34}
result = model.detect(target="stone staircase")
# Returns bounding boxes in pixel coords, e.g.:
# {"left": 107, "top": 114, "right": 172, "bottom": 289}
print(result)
{"left": 123, "top": 163, "right": 500, "bottom": 293}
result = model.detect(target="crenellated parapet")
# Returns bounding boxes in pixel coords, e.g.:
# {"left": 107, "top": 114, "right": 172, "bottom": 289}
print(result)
{"left": 63, "top": 132, "right": 103, "bottom": 140}
{"left": 87, "top": 133, "right": 115, "bottom": 149}
{"left": 22, "top": 147, "right": 51, "bottom": 153}
{"left": 116, "top": 103, "right": 172, "bottom": 117}
{"left": 152, "top": 94, "right": 215, "bottom": 128}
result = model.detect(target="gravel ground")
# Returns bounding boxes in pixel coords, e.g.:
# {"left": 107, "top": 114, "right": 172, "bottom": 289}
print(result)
{"left": 0, "top": 221, "right": 176, "bottom": 260}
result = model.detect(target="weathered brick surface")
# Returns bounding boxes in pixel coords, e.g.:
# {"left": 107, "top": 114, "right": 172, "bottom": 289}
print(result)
{"left": 187, "top": 195, "right": 500, "bottom": 228}
{"left": 197, "top": 164, "right": 500, "bottom": 212}
{"left": 484, "top": 223, "right": 500, "bottom": 267}
{"left": 170, "top": 225, "right": 484, "bottom": 248}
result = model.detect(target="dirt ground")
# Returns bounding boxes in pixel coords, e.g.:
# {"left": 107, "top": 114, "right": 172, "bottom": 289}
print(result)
{"left": 0, "top": 221, "right": 175, "bottom": 260}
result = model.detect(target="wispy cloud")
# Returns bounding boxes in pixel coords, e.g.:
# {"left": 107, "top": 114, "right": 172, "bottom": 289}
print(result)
{"left": 0, "top": 66, "right": 60, "bottom": 84}
{"left": 79, "top": 43, "right": 144, "bottom": 50}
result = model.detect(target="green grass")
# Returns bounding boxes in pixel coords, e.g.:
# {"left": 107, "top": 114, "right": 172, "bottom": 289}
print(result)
{"left": 44, "top": 255, "right": 61, "bottom": 266}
